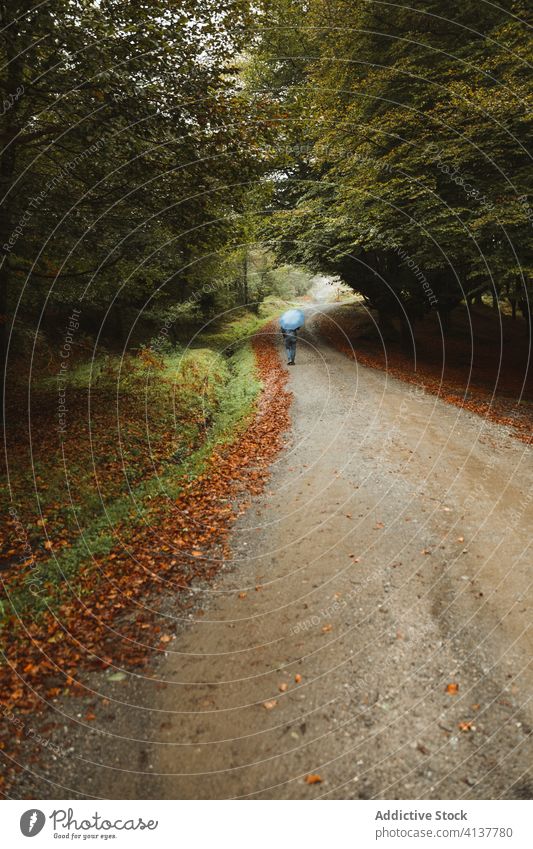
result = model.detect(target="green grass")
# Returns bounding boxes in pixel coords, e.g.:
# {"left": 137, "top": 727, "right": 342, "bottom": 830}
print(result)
{"left": 1, "top": 312, "right": 271, "bottom": 628}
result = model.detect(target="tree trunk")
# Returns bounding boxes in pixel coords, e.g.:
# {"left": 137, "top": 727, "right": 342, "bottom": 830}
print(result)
{"left": 377, "top": 309, "right": 396, "bottom": 341}
{"left": 0, "top": 8, "right": 26, "bottom": 415}
{"left": 399, "top": 316, "right": 415, "bottom": 360}
{"left": 112, "top": 303, "right": 125, "bottom": 346}
{"left": 242, "top": 250, "right": 248, "bottom": 307}
{"left": 0, "top": 259, "right": 9, "bottom": 403}
{"left": 438, "top": 306, "right": 453, "bottom": 335}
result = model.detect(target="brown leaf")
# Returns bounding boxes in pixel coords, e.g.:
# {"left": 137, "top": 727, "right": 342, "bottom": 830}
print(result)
{"left": 321, "top": 623, "right": 333, "bottom": 633}
{"left": 262, "top": 699, "right": 277, "bottom": 710}
{"left": 304, "top": 774, "right": 323, "bottom": 784}
{"left": 278, "top": 682, "right": 288, "bottom": 692}
{"left": 294, "top": 673, "right": 302, "bottom": 684}
{"left": 446, "top": 682, "right": 459, "bottom": 695}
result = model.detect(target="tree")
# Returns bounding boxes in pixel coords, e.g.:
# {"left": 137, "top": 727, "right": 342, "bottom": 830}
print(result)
{"left": 0, "top": 0, "right": 259, "bottom": 393}
{"left": 249, "top": 0, "right": 533, "bottom": 346}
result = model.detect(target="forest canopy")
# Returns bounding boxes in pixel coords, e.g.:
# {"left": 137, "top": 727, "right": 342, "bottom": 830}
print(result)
{"left": 1, "top": 0, "right": 531, "bottom": 362}
{"left": 249, "top": 0, "right": 532, "bottom": 339}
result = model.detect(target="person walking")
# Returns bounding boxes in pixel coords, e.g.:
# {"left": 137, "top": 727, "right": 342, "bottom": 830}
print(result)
{"left": 279, "top": 308, "right": 304, "bottom": 366}
{"left": 281, "top": 326, "right": 298, "bottom": 365}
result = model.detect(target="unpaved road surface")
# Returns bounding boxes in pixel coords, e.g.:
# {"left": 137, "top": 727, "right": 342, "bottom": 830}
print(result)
{"left": 20, "top": 306, "right": 532, "bottom": 799}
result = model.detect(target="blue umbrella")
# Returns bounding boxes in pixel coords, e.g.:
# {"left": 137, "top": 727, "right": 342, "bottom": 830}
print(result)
{"left": 280, "top": 308, "right": 305, "bottom": 331}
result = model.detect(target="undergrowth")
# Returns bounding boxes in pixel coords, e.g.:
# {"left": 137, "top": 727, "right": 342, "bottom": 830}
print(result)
{"left": 1, "top": 312, "right": 268, "bottom": 629}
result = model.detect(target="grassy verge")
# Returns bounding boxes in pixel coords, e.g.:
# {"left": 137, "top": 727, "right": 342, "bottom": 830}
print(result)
{"left": 1, "top": 310, "right": 273, "bottom": 628}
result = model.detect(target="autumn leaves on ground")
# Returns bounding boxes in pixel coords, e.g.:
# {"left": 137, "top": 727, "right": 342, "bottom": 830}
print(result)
{"left": 0, "top": 297, "right": 531, "bottom": 795}
{"left": 0, "top": 310, "right": 291, "bottom": 791}
{"left": 318, "top": 301, "right": 533, "bottom": 443}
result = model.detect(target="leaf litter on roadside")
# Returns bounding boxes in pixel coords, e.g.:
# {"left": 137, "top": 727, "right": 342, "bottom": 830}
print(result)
{"left": 0, "top": 325, "right": 292, "bottom": 790}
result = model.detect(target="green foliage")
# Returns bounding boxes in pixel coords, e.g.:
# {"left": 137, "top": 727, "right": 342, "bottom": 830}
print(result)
{"left": 250, "top": 0, "right": 533, "bottom": 329}
{"left": 0, "top": 0, "right": 262, "bottom": 365}
{"left": 1, "top": 322, "right": 264, "bottom": 625}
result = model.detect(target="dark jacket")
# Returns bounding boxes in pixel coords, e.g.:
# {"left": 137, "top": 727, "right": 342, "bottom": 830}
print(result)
{"left": 282, "top": 328, "right": 298, "bottom": 343}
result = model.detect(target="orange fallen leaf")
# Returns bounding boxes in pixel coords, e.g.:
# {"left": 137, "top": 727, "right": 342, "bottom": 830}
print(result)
{"left": 446, "top": 683, "right": 459, "bottom": 695}
{"left": 470, "top": 703, "right": 480, "bottom": 711}
{"left": 294, "top": 673, "right": 302, "bottom": 683}
{"left": 44, "top": 540, "right": 53, "bottom": 550}
{"left": 278, "top": 682, "right": 288, "bottom": 692}
{"left": 86, "top": 712, "right": 96, "bottom": 721}
{"left": 304, "top": 774, "right": 323, "bottom": 784}
{"left": 159, "top": 635, "right": 172, "bottom": 643}
{"left": 238, "top": 592, "right": 247, "bottom": 599}
{"left": 458, "top": 721, "right": 475, "bottom": 732}
{"left": 321, "top": 623, "right": 332, "bottom": 633}
{"left": 262, "top": 699, "right": 277, "bottom": 710}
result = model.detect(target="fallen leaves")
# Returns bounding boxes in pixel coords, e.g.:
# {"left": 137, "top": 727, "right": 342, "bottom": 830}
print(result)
{"left": 304, "top": 774, "right": 323, "bottom": 784}
{"left": 263, "top": 700, "right": 278, "bottom": 711}
{"left": 107, "top": 672, "right": 127, "bottom": 682}
{"left": 458, "top": 721, "right": 476, "bottom": 733}
{"left": 294, "top": 673, "right": 302, "bottom": 684}
{"left": 315, "top": 309, "right": 533, "bottom": 444}
{"left": 321, "top": 624, "right": 333, "bottom": 633}
{"left": 446, "top": 683, "right": 459, "bottom": 695}
{"left": 0, "top": 325, "right": 293, "bottom": 785}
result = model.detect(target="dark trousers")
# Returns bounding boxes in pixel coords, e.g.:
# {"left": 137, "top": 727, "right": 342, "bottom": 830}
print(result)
{"left": 284, "top": 337, "right": 296, "bottom": 363}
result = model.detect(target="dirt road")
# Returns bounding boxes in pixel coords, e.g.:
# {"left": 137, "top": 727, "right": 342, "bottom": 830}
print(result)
{"left": 21, "top": 306, "right": 532, "bottom": 799}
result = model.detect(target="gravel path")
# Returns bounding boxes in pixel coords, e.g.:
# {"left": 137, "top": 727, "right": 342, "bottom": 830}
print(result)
{"left": 16, "top": 305, "right": 532, "bottom": 799}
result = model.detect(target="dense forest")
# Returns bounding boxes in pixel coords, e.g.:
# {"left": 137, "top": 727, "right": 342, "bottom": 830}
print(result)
{"left": 1, "top": 0, "right": 532, "bottom": 804}
{"left": 0, "top": 0, "right": 305, "bottom": 371}
{"left": 253, "top": 0, "right": 532, "bottom": 342}
{"left": 2, "top": 0, "right": 531, "bottom": 366}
